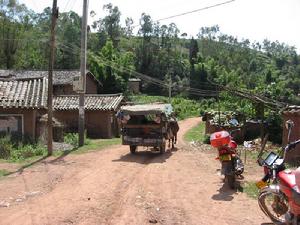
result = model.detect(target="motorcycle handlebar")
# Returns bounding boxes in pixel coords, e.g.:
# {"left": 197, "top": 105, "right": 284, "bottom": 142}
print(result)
{"left": 283, "top": 139, "right": 300, "bottom": 160}
{"left": 285, "top": 139, "right": 300, "bottom": 152}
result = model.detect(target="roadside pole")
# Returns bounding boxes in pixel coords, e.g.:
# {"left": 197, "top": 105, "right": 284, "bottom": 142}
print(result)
{"left": 47, "top": 0, "right": 58, "bottom": 156}
{"left": 169, "top": 74, "right": 172, "bottom": 103}
{"left": 78, "top": 0, "right": 89, "bottom": 146}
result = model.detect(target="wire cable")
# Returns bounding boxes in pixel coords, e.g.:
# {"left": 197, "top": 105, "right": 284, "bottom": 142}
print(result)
{"left": 57, "top": 41, "right": 220, "bottom": 96}
{"left": 132, "top": 0, "right": 235, "bottom": 29}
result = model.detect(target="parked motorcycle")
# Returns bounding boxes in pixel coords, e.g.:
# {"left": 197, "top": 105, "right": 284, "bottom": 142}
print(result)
{"left": 210, "top": 130, "right": 244, "bottom": 189}
{"left": 256, "top": 120, "right": 300, "bottom": 224}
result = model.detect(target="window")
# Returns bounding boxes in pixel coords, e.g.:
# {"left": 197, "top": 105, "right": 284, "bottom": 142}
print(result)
{"left": 0, "top": 114, "right": 23, "bottom": 135}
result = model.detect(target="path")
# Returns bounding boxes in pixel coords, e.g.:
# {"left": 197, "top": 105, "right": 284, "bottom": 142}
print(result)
{"left": 0, "top": 118, "right": 269, "bottom": 225}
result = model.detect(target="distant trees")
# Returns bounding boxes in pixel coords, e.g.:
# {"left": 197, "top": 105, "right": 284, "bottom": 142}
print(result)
{"left": 0, "top": 2, "right": 299, "bottom": 104}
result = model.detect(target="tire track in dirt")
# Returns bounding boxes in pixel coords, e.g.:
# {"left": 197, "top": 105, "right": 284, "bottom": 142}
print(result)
{"left": 0, "top": 117, "right": 270, "bottom": 225}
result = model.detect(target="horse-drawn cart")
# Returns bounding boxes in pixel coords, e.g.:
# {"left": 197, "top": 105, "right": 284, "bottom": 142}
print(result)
{"left": 117, "top": 104, "right": 178, "bottom": 154}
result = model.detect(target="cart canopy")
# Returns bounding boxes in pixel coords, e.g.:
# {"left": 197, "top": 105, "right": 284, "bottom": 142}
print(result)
{"left": 120, "top": 104, "right": 173, "bottom": 116}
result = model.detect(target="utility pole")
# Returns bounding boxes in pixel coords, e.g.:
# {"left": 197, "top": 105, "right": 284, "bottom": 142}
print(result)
{"left": 78, "top": 0, "right": 88, "bottom": 146}
{"left": 168, "top": 73, "right": 172, "bottom": 103}
{"left": 47, "top": 0, "right": 58, "bottom": 156}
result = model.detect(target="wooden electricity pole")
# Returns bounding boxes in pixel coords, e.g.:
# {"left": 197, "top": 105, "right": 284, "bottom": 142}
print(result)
{"left": 47, "top": 0, "right": 58, "bottom": 156}
{"left": 78, "top": 0, "right": 89, "bottom": 146}
{"left": 168, "top": 74, "right": 172, "bottom": 103}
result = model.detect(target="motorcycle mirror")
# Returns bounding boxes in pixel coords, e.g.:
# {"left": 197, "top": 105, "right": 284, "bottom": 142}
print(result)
{"left": 286, "top": 120, "right": 294, "bottom": 143}
{"left": 285, "top": 120, "right": 294, "bottom": 130}
{"left": 257, "top": 158, "right": 264, "bottom": 166}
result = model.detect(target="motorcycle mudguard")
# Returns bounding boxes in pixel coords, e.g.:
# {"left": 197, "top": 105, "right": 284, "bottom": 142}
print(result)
{"left": 260, "top": 184, "right": 281, "bottom": 194}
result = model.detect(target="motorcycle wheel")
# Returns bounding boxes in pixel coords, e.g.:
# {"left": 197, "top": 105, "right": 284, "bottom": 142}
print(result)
{"left": 258, "top": 190, "right": 288, "bottom": 224}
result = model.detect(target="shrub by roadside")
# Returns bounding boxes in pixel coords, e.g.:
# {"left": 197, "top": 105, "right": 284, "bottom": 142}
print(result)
{"left": 64, "top": 133, "right": 91, "bottom": 149}
{"left": 0, "top": 135, "right": 47, "bottom": 161}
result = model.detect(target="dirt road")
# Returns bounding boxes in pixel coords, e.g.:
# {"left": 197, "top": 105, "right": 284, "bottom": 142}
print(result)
{"left": 0, "top": 118, "right": 269, "bottom": 225}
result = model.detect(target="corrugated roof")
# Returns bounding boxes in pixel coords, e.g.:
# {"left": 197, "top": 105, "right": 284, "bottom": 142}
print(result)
{"left": 0, "top": 77, "right": 48, "bottom": 109}
{"left": 54, "top": 94, "right": 123, "bottom": 111}
{"left": 0, "top": 70, "right": 101, "bottom": 86}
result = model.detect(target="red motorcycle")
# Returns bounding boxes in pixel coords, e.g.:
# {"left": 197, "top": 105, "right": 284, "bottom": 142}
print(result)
{"left": 210, "top": 130, "right": 244, "bottom": 189}
{"left": 256, "top": 120, "right": 300, "bottom": 224}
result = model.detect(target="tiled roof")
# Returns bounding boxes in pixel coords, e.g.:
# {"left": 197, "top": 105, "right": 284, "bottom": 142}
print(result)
{"left": 0, "top": 77, "right": 47, "bottom": 109}
{"left": 0, "top": 70, "right": 101, "bottom": 86}
{"left": 0, "top": 77, "right": 122, "bottom": 110}
{"left": 53, "top": 94, "right": 123, "bottom": 111}
{"left": 282, "top": 105, "right": 300, "bottom": 114}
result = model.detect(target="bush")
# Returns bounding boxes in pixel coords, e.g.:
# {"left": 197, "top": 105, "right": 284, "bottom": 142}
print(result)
{"left": 64, "top": 133, "right": 79, "bottom": 147}
{"left": 203, "top": 134, "right": 211, "bottom": 144}
{"left": 64, "top": 132, "right": 91, "bottom": 148}
{"left": 0, "top": 135, "right": 47, "bottom": 161}
{"left": 10, "top": 144, "right": 47, "bottom": 161}
{"left": 0, "top": 136, "right": 13, "bottom": 159}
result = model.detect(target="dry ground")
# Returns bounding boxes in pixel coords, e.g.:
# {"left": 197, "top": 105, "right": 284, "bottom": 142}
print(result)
{"left": 0, "top": 118, "right": 270, "bottom": 225}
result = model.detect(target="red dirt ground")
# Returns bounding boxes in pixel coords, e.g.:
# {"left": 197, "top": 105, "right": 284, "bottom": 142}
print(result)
{"left": 0, "top": 117, "right": 270, "bottom": 225}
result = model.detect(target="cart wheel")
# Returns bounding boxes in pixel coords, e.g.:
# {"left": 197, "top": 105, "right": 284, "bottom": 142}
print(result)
{"left": 159, "top": 143, "right": 166, "bottom": 154}
{"left": 130, "top": 145, "right": 137, "bottom": 154}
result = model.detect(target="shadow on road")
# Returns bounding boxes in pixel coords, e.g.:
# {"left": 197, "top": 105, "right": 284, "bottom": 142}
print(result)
{"left": 112, "top": 147, "right": 177, "bottom": 164}
{"left": 4, "top": 156, "right": 49, "bottom": 176}
{"left": 211, "top": 179, "right": 243, "bottom": 201}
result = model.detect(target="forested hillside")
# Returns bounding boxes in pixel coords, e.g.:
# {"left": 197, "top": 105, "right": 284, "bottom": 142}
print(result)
{"left": 1, "top": 1, "right": 300, "bottom": 106}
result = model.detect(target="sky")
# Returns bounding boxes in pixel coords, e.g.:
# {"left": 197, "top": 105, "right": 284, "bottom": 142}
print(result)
{"left": 20, "top": 0, "right": 300, "bottom": 52}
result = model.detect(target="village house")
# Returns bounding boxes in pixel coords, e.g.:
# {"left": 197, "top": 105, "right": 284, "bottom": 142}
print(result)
{"left": 0, "top": 70, "right": 123, "bottom": 141}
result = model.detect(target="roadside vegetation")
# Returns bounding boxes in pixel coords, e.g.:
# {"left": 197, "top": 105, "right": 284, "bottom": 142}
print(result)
{"left": 0, "top": 133, "right": 120, "bottom": 164}
{"left": 0, "top": 169, "right": 10, "bottom": 177}
{"left": 242, "top": 181, "right": 260, "bottom": 199}
{"left": 129, "top": 95, "right": 213, "bottom": 120}
{"left": 184, "top": 122, "right": 208, "bottom": 144}
{"left": 0, "top": 135, "right": 47, "bottom": 162}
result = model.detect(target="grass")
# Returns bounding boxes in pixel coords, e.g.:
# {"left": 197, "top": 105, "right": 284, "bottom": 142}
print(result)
{"left": 0, "top": 138, "right": 121, "bottom": 178}
{"left": 0, "top": 169, "right": 10, "bottom": 177}
{"left": 60, "top": 138, "right": 121, "bottom": 155}
{"left": 184, "top": 122, "right": 207, "bottom": 143}
{"left": 242, "top": 181, "right": 260, "bottom": 199}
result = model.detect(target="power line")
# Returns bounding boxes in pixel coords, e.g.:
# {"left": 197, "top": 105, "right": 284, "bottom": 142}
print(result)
{"left": 156, "top": 0, "right": 235, "bottom": 23}
{"left": 132, "top": 0, "right": 235, "bottom": 29}
{"left": 207, "top": 77, "right": 288, "bottom": 109}
{"left": 62, "top": 0, "right": 72, "bottom": 12}
{"left": 58, "top": 41, "right": 219, "bottom": 96}
{"left": 62, "top": 0, "right": 79, "bottom": 13}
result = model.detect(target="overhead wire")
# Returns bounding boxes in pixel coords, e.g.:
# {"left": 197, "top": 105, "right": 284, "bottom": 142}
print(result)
{"left": 57, "top": 41, "right": 219, "bottom": 97}
{"left": 132, "top": 0, "right": 235, "bottom": 29}
{"left": 62, "top": 0, "right": 79, "bottom": 13}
